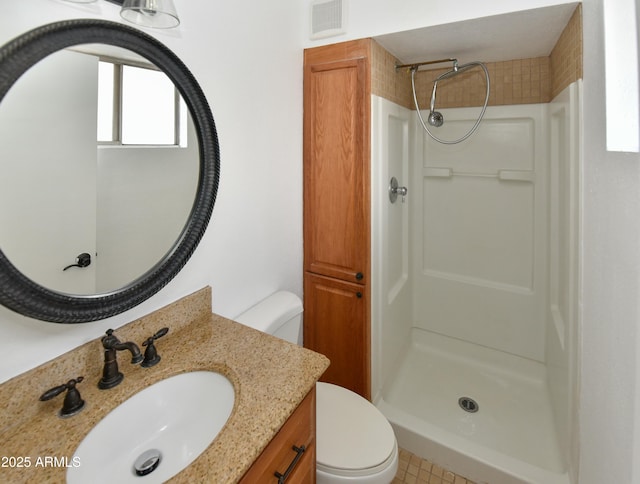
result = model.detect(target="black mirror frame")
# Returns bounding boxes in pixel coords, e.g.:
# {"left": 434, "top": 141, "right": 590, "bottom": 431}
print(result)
{"left": 0, "top": 19, "right": 220, "bottom": 323}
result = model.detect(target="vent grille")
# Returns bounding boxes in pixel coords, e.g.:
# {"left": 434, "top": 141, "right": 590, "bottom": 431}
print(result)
{"left": 310, "top": 0, "right": 346, "bottom": 39}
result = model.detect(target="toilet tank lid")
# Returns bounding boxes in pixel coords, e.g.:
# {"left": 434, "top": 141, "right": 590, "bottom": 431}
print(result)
{"left": 234, "top": 291, "right": 302, "bottom": 334}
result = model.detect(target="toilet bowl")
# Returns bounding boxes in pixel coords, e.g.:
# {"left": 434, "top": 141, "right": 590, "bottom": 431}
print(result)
{"left": 235, "top": 291, "right": 398, "bottom": 484}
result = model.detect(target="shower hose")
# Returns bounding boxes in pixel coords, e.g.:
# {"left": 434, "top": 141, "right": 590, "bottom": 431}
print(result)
{"left": 411, "top": 61, "right": 490, "bottom": 145}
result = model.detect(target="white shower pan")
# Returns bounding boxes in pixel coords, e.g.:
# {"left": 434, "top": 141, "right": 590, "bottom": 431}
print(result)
{"left": 377, "top": 328, "right": 569, "bottom": 484}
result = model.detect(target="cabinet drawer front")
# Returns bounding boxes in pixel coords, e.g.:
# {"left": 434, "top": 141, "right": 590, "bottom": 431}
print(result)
{"left": 239, "top": 389, "right": 316, "bottom": 483}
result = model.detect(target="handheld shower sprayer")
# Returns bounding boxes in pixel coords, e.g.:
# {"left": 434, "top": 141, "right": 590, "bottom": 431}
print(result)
{"left": 428, "top": 80, "right": 444, "bottom": 127}
{"left": 428, "top": 60, "right": 479, "bottom": 128}
{"left": 404, "top": 59, "right": 490, "bottom": 144}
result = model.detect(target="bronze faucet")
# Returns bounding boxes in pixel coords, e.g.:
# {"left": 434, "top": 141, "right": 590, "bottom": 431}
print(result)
{"left": 98, "top": 329, "right": 143, "bottom": 389}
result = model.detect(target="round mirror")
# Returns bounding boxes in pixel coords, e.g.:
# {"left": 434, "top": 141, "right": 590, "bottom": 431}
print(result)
{"left": 0, "top": 19, "right": 220, "bottom": 323}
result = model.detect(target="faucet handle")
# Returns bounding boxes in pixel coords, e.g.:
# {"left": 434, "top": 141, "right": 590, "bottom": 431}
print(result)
{"left": 40, "top": 376, "right": 85, "bottom": 418}
{"left": 101, "top": 328, "right": 119, "bottom": 348}
{"left": 149, "top": 327, "right": 169, "bottom": 341}
{"left": 141, "top": 327, "right": 169, "bottom": 368}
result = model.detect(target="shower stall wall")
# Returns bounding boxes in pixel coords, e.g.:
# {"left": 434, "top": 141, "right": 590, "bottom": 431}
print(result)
{"left": 371, "top": 82, "right": 581, "bottom": 484}
{"left": 414, "top": 103, "right": 549, "bottom": 362}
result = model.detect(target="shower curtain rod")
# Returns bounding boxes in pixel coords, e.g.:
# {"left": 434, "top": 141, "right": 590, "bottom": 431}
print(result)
{"left": 395, "top": 58, "right": 457, "bottom": 72}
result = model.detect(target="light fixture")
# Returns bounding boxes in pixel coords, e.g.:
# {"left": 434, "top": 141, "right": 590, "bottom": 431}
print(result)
{"left": 120, "top": 0, "right": 180, "bottom": 29}
{"left": 63, "top": 0, "right": 180, "bottom": 29}
{"left": 101, "top": 0, "right": 180, "bottom": 29}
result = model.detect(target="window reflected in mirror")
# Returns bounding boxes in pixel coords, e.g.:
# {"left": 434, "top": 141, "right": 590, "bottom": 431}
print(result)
{"left": 97, "top": 60, "right": 187, "bottom": 146}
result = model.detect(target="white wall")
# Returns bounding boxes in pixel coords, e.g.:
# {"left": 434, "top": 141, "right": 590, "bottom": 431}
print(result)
{"left": 0, "top": 50, "right": 98, "bottom": 295}
{"left": 580, "top": 1, "right": 640, "bottom": 483}
{"left": 96, "top": 118, "right": 199, "bottom": 293}
{"left": 371, "top": 96, "right": 412, "bottom": 402}
{"left": 0, "top": 0, "right": 305, "bottom": 383}
{"left": 413, "top": 104, "right": 549, "bottom": 363}
{"left": 303, "top": 0, "right": 578, "bottom": 47}
{"left": 546, "top": 80, "right": 582, "bottom": 479}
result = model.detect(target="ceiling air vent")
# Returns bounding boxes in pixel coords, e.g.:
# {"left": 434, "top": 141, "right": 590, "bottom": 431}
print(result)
{"left": 310, "top": 0, "right": 346, "bottom": 40}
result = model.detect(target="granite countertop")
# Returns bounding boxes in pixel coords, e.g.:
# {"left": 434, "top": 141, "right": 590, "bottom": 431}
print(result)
{"left": 0, "top": 287, "right": 329, "bottom": 483}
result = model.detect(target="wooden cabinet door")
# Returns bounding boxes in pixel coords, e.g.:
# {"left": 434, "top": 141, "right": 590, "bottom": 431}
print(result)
{"left": 303, "top": 56, "right": 370, "bottom": 284}
{"left": 304, "top": 273, "right": 370, "bottom": 398}
{"left": 239, "top": 388, "right": 316, "bottom": 484}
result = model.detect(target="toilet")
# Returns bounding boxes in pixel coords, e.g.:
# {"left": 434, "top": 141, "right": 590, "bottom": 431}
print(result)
{"left": 235, "top": 291, "right": 398, "bottom": 484}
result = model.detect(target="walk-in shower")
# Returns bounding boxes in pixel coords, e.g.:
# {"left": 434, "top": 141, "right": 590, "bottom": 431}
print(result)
{"left": 396, "top": 58, "right": 490, "bottom": 144}
{"left": 370, "top": 74, "right": 581, "bottom": 484}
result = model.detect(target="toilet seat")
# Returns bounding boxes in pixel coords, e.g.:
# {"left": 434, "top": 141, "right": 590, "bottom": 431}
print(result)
{"left": 316, "top": 382, "right": 397, "bottom": 479}
{"left": 317, "top": 441, "right": 399, "bottom": 479}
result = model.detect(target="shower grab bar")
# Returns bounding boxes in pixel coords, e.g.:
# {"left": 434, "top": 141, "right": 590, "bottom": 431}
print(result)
{"left": 423, "top": 167, "right": 535, "bottom": 183}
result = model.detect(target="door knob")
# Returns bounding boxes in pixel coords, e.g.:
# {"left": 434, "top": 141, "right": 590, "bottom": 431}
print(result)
{"left": 62, "top": 252, "right": 91, "bottom": 271}
{"left": 389, "top": 176, "right": 408, "bottom": 203}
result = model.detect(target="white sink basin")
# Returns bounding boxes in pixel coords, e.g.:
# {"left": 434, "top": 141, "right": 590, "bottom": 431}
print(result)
{"left": 67, "top": 371, "right": 235, "bottom": 484}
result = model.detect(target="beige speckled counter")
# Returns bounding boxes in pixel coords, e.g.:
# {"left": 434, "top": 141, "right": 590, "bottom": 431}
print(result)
{"left": 0, "top": 287, "right": 329, "bottom": 483}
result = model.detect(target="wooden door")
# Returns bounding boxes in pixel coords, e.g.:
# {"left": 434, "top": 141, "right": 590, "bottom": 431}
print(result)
{"left": 304, "top": 273, "right": 369, "bottom": 398}
{"left": 303, "top": 55, "right": 370, "bottom": 284}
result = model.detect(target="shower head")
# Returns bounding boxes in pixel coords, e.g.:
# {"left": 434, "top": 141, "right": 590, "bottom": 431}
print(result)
{"left": 427, "top": 110, "right": 444, "bottom": 127}
{"left": 411, "top": 59, "right": 490, "bottom": 144}
{"left": 428, "top": 80, "right": 444, "bottom": 127}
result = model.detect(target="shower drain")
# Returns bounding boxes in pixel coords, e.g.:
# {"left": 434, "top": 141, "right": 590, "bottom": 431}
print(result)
{"left": 458, "top": 396, "right": 479, "bottom": 413}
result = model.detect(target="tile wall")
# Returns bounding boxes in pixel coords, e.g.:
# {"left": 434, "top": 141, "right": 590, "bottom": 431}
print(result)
{"left": 371, "top": 39, "right": 414, "bottom": 109}
{"left": 550, "top": 4, "right": 583, "bottom": 99}
{"left": 372, "top": 4, "right": 582, "bottom": 109}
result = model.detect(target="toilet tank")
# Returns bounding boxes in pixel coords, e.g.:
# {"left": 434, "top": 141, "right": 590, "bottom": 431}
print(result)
{"left": 234, "top": 291, "right": 303, "bottom": 345}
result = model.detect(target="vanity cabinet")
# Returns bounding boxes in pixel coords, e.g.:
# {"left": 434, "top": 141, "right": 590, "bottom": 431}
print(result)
{"left": 303, "top": 40, "right": 371, "bottom": 399}
{"left": 239, "top": 387, "right": 316, "bottom": 483}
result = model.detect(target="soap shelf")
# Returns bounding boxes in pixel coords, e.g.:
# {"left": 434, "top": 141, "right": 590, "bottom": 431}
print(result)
{"left": 423, "top": 167, "right": 535, "bottom": 183}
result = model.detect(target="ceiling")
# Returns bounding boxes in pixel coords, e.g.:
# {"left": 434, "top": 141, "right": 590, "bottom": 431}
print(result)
{"left": 374, "top": 3, "right": 579, "bottom": 68}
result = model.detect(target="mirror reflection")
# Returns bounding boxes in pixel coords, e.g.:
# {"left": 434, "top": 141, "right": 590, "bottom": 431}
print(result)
{"left": 0, "top": 45, "right": 199, "bottom": 296}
